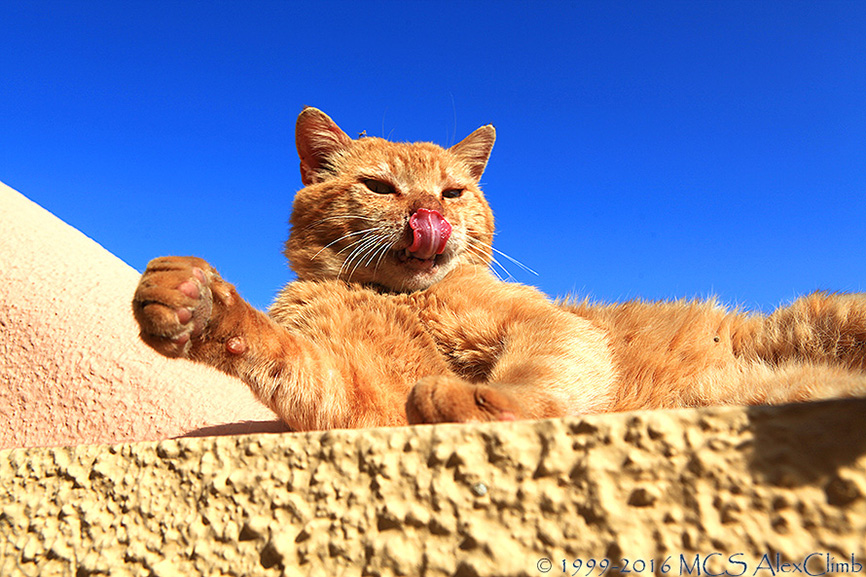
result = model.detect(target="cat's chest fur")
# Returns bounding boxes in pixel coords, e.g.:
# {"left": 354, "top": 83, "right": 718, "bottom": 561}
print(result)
{"left": 268, "top": 264, "right": 531, "bottom": 383}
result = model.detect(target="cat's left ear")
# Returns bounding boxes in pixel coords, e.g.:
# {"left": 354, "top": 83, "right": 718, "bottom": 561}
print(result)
{"left": 296, "top": 107, "right": 354, "bottom": 185}
{"left": 449, "top": 125, "right": 496, "bottom": 182}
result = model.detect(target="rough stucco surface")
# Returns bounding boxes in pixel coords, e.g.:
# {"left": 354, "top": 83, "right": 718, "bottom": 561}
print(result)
{"left": 0, "top": 181, "right": 285, "bottom": 449}
{"left": 2, "top": 399, "right": 865, "bottom": 577}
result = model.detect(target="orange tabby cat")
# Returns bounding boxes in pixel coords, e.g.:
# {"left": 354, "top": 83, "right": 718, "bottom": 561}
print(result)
{"left": 133, "top": 107, "right": 866, "bottom": 430}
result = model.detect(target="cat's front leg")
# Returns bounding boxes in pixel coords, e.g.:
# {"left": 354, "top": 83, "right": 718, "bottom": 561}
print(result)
{"left": 133, "top": 256, "right": 314, "bottom": 421}
{"left": 134, "top": 256, "right": 302, "bottom": 376}
{"left": 133, "top": 257, "right": 411, "bottom": 430}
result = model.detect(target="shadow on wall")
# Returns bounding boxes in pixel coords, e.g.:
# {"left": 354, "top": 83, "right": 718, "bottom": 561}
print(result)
{"left": 746, "top": 397, "right": 866, "bottom": 490}
{"left": 179, "top": 420, "right": 291, "bottom": 438}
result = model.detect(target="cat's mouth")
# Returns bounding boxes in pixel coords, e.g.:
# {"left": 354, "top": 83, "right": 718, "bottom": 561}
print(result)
{"left": 395, "top": 248, "right": 441, "bottom": 271}
{"left": 391, "top": 208, "right": 453, "bottom": 273}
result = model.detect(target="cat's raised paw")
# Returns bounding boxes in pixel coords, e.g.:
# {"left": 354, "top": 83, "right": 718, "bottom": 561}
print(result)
{"left": 133, "top": 256, "right": 219, "bottom": 358}
{"left": 406, "top": 375, "right": 522, "bottom": 424}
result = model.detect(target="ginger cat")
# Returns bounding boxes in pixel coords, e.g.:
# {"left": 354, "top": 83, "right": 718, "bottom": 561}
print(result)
{"left": 133, "top": 107, "right": 866, "bottom": 430}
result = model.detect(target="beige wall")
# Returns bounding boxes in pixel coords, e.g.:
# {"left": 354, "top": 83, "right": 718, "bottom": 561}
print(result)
{"left": 0, "top": 181, "right": 285, "bottom": 449}
{"left": 2, "top": 399, "right": 864, "bottom": 577}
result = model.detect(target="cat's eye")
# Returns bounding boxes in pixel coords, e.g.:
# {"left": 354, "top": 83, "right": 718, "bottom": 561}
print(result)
{"left": 442, "top": 188, "right": 464, "bottom": 199}
{"left": 364, "top": 179, "right": 396, "bottom": 195}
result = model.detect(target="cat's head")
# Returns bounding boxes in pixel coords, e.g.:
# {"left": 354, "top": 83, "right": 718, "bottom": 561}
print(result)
{"left": 286, "top": 107, "right": 495, "bottom": 292}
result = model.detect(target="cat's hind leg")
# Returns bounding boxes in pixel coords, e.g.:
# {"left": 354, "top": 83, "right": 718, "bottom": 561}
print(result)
{"left": 687, "top": 358, "right": 866, "bottom": 407}
{"left": 406, "top": 375, "right": 522, "bottom": 424}
{"left": 737, "top": 292, "right": 866, "bottom": 373}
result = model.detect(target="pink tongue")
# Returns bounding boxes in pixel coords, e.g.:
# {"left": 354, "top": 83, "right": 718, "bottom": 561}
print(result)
{"left": 408, "top": 209, "right": 452, "bottom": 260}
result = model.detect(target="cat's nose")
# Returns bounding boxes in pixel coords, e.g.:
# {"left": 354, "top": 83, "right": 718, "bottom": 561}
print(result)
{"left": 408, "top": 209, "right": 452, "bottom": 260}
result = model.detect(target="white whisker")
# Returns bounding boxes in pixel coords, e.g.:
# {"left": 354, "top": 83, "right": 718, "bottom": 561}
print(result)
{"left": 373, "top": 244, "right": 392, "bottom": 275}
{"left": 349, "top": 237, "right": 389, "bottom": 280}
{"left": 303, "top": 215, "right": 379, "bottom": 232}
{"left": 491, "top": 245, "right": 539, "bottom": 276}
{"left": 372, "top": 231, "right": 402, "bottom": 276}
{"left": 363, "top": 235, "right": 394, "bottom": 268}
{"left": 466, "top": 234, "right": 538, "bottom": 277}
{"left": 339, "top": 238, "right": 376, "bottom": 279}
{"left": 311, "top": 227, "right": 383, "bottom": 261}
{"left": 341, "top": 233, "right": 388, "bottom": 282}
{"left": 464, "top": 242, "right": 509, "bottom": 281}
{"left": 336, "top": 236, "right": 376, "bottom": 279}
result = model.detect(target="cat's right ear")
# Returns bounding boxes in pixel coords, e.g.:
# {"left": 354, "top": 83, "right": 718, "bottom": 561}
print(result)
{"left": 296, "top": 107, "right": 353, "bottom": 185}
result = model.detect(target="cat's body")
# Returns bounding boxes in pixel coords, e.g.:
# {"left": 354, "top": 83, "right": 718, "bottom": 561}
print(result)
{"left": 133, "top": 108, "right": 866, "bottom": 430}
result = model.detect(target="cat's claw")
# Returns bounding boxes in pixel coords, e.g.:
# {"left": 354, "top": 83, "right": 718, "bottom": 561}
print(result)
{"left": 133, "top": 256, "right": 217, "bottom": 358}
{"left": 406, "top": 375, "right": 522, "bottom": 424}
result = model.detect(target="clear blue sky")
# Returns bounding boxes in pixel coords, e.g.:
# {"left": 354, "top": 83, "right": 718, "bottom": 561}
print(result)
{"left": 3, "top": 1, "right": 864, "bottom": 312}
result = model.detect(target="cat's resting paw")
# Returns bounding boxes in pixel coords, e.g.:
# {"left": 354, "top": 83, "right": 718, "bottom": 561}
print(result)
{"left": 133, "top": 256, "right": 221, "bottom": 358}
{"left": 406, "top": 375, "right": 522, "bottom": 424}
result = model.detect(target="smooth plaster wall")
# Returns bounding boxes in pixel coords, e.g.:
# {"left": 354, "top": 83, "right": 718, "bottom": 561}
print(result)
{"left": 2, "top": 399, "right": 865, "bottom": 577}
{"left": 0, "top": 181, "right": 286, "bottom": 449}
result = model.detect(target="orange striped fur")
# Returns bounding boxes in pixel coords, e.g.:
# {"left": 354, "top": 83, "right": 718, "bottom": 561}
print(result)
{"left": 133, "top": 108, "right": 866, "bottom": 430}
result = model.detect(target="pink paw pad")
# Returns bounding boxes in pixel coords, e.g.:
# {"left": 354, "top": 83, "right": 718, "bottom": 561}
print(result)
{"left": 176, "top": 308, "right": 192, "bottom": 324}
{"left": 178, "top": 279, "right": 200, "bottom": 299}
{"left": 226, "top": 337, "right": 247, "bottom": 355}
{"left": 498, "top": 410, "right": 517, "bottom": 422}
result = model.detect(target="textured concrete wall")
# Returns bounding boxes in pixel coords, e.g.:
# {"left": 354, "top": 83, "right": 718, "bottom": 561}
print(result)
{"left": 2, "top": 398, "right": 864, "bottom": 577}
